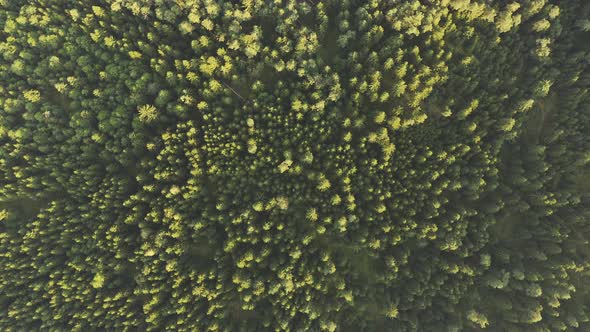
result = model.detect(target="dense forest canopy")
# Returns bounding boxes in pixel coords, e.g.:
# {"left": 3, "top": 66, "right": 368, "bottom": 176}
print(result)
{"left": 1, "top": 0, "right": 589, "bottom": 331}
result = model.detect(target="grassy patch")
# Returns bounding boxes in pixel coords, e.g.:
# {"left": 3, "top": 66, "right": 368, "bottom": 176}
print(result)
{"left": 0, "top": 197, "right": 46, "bottom": 235}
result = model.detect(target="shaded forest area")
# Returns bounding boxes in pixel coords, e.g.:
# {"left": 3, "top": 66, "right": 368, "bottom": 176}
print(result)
{"left": 1, "top": 0, "right": 589, "bottom": 331}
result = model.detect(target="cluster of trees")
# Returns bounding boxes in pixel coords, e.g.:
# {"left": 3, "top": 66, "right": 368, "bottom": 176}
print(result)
{"left": 1, "top": 0, "right": 589, "bottom": 331}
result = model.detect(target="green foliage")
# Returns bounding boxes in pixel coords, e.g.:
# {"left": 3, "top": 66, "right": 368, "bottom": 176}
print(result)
{"left": 137, "top": 104, "right": 158, "bottom": 123}
{"left": 0, "top": 0, "right": 589, "bottom": 331}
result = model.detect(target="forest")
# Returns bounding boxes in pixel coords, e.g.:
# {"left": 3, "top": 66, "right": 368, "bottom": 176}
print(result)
{"left": 0, "top": 0, "right": 589, "bottom": 331}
